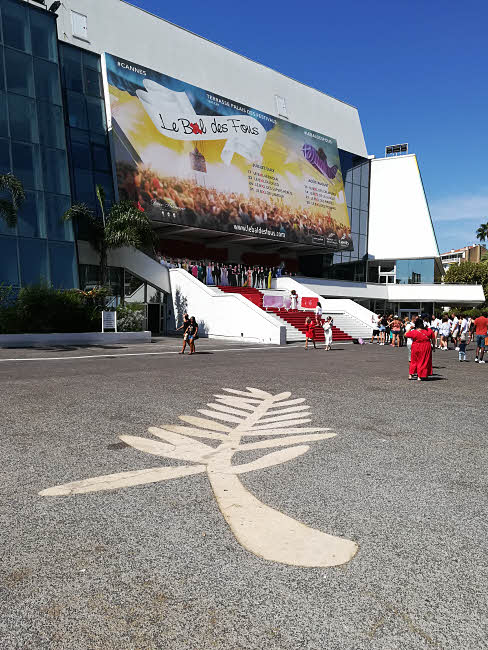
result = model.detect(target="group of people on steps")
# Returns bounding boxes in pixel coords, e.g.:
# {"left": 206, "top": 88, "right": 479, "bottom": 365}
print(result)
{"left": 157, "top": 255, "right": 290, "bottom": 288}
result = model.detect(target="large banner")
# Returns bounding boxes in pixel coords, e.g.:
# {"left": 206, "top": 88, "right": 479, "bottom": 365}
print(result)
{"left": 104, "top": 54, "right": 352, "bottom": 250}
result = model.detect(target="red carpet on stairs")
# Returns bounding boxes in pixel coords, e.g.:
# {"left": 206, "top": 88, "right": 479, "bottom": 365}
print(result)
{"left": 217, "top": 287, "right": 352, "bottom": 341}
{"left": 218, "top": 286, "right": 264, "bottom": 308}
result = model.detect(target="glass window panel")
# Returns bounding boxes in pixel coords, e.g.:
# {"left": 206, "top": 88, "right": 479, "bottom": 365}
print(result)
{"left": 34, "top": 58, "right": 62, "bottom": 105}
{"left": 332, "top": 252, "right": 342, "bottom": 264}
{"left": 37, "top": 103, "right": 65, "bottom": 149}
{"left": 11, "top": 142, "right": 42, "bottom": 190}
{"left": 8, "top": 94, "right": 38, "bottom": 143}
{"left": 5, "top": 49, "right": 34, "bottom": 97}
{"left": 395, "top": 259, "right": 434, "bottom": 284}
{"left": 30, "top": 11, "right": 57, "bottom": 61}
{"left": 84, "top": 66, "right": 102, "bottom": 97}
{"left": 361, "top": 163, "right": 370, "bottom": 188}
{"left": 0, "top": 235, "right": 19, "bottom": 285}
{"left": 0, "top": 47, "right": 5, "bottom": 91}
{"left": 67, "top": 91, "right": 88, "bottom": 129}
{"left": 19, "top": 237, "right": 49, "bottom": 286}
{"left": 2, "top": 1, "right": 30, "bottom": 52}
{"left": 350, "top": 232, "right": 359, "bottom": 253}
{"left": 0, "top": 138, "right": 10, "bottom": 173}
{"left": 86, "top": 96, "right": 106, "bottom": 133}
{"left": 345, "top": 181, "right": 352, "bottom": 208}
{"left": 352, "top": 183, "right": 361, "bottom": 209}
{"left": 340, "top": 151, "right": 352, "bottom": 184}
{"left": 91, "top": 144, "right": 110, "bottom": 172}
{"left": 74, "top": 168, "right": 95, "bottom": 207}
{"left": 352, "top": 165, "right": 361, "bottom": 185}
{"left": 359, "top": 210, "right": 368, "bottom": 235}
{"left": 89, "top": 132, "right": 106, "bottom": 146}
{"left": 94, "top": 172, "right": 114, "bottom": 209}
{"left": 49, "top": 241, "right": 77, "bottom": 288}
{"left": 70, "top": 128, "right": 89, "bottom": 144}
{"left": 45, "top": 193, "right": 73, "bottom": 241}
{"left": 0, "top": 196, "right": 16, "bottom": 234}
{"left": 360, "top": 186, "right": 369, "bottom": 211}
{"left": 60, "top": 45, "right": 83, "bottom": 92}
{"left": 41, "top": 147, "right": 70, "bottom": 195}
{"left": 350, "top": 208, "right": 359, "bottom": 233}
{"left": 82, "top": 51, "right": 100, "bottom": 71}
{"left": 17, "top": 190, "right": 45, "bottom": 238}
{"left": 0, "top": 92, "right": 8, "bottom": 137}
{"left": 359, "top": 235, "right": 367, "bottom": 258}
{"left": 70, "top": 139, "right": 91, "bottom": 169}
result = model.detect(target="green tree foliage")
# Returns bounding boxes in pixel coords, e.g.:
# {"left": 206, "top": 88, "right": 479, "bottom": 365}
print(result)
{"left": 476, "top": 222, "right": 488, "bottom": 243}
{"left": 62, "top": 185, "right": 156, "bottom": 288}
{"left": 0, "top": 285, "right": 101, "bottom": 334}
{"left": 444, "top": 261, "right": 488, "bottom": 307}
{"left": 0, "top": 173, "right": 25, "bottom": 228}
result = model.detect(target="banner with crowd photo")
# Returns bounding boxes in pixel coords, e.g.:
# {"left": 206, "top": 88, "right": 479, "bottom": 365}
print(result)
{"left": 103, "top": 54, "right": 352, "bottom": 250}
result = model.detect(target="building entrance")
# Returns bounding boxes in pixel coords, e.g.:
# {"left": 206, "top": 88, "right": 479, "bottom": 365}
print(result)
{"left": 148, "top": 304, "right": 163, "bottom": 335}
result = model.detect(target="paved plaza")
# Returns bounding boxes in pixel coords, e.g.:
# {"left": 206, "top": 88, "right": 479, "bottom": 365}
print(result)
{"left": 0, "top": 339, "right": 486, "bottom": 649}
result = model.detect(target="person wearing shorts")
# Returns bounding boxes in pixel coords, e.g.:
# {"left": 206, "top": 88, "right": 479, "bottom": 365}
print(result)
{"left": 474, "top": 313, "right": 488, "bottom": 363}
{"left": 186, "top": 317, "right": 199, "bottom": 355}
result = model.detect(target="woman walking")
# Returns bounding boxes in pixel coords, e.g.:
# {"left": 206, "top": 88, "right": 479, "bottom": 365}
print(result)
{"left": 405, "top": 318, "right": 435, "bottom": 380}
{"left": 439, "top": 315, "right": 450, "bottom": 350}
{"left": 177, "top": 313, "right": 191, "bottom": 355}
{"left": 315, "top": 301, "right": 323, "bottom": 326}
{"left": 391, "top": 315, "right": 402, "bottom": 347}
{"left": 323, "top": 317, "right": 333, "bottom": 351}
{"left": 304, "top": 317, "right": 316, "bottom": 350}
{"left": 186, "top": 317, "right": 199, "bottom": 355}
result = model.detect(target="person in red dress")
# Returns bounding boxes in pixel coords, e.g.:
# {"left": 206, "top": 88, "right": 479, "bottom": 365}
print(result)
{"left": 405, "top": 318, "right": 435, "bottom": 380}
{"left": 304, "top": 317, "right": 316, "bottom": 350}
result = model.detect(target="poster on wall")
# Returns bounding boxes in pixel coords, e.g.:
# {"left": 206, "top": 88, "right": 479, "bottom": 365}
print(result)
{"left": 103, "top": 54, "right": 352, "bottom": 250}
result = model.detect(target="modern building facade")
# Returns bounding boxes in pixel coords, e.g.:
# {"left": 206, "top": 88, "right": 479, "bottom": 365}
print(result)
{"left": 0, "top": 0, "right": 484, "bottom": 332}
{"left": 440, "top": 244, "right": 487, "bottom": 272}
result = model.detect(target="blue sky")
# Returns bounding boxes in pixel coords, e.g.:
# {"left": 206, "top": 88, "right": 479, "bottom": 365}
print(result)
{"left": 130, "top": 0, "right": 487, "bottom": 253}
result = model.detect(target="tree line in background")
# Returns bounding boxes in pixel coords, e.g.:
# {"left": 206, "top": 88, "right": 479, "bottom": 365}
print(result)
{"left": 444, "top": 217, "right": 488, "bottom": 308}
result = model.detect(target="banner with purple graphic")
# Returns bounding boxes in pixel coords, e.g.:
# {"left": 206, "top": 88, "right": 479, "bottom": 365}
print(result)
{"left": 104, "top": 54, "right": 352, "bottom": 249}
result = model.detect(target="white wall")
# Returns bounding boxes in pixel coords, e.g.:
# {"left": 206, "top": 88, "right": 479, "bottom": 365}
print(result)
{"left": 278, "top": 275, "right": 485, "bottom": 305}
{"left": 55, "top": 0, "right": 367, "bottom": 156}
{"left": 369, "top": 155, "right": 439, "bottom": 260}
{"left": 170, "top": 269, "right": 286, "bottom": 344}
{"left": 78, "top": 241, "right": 171, "bottom": 293}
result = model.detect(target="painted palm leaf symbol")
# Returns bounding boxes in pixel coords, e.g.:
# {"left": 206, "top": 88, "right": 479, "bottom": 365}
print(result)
{"left": 40, "top": 388, "right": 358, "bottom": 567}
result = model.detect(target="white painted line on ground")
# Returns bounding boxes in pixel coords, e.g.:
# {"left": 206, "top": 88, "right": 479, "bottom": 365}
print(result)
{"left": 0, "top": 345, "right": 294, "bottom": 362}
{"left": 0, "top": 342, "right": 353, "bottom": 362}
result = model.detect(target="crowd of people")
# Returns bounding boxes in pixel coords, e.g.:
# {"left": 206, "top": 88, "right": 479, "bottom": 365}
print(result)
{"left": 118, "top": 163, "right": 352, "bottom": 246}
{"left": 157, "top": 254, "right": 291, "bottom": 288}
{"left": 371, "top": 312, "right": 488, "bottom": 379}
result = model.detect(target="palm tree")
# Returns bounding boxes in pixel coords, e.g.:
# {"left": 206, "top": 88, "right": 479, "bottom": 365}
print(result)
{"left": 63, "top": 185, "right": 156, "bottom": 288}
{"left": 0, "top": 173, "right": 25, "bottom": 228}
{"left": 476, "top": 221, "right": 488, "bottom": 243}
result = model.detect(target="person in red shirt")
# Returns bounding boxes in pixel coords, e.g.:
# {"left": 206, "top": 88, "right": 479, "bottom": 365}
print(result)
{"left": 474, "top": 312, "right": 488, "bottom": 364}
{"left": 405, "top": 318, "right": 435, "bottom": 380}
{"left": 304, "top": 317, "right": 316, "bottom": 350}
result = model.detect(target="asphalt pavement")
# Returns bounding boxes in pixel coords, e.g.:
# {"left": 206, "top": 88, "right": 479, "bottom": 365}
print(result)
{"left": 0, "top": 338, "right": 486, "bottom": 649}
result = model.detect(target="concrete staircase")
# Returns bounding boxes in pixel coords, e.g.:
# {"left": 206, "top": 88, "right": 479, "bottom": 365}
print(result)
{"left": 217, "top": 286, "right": 352, "bottom": 343}
{"left": 267, "top": 308, "right": 353, "bottom": 343}
{"left": 321, "top": 311, "right": 372, "bottom": 341}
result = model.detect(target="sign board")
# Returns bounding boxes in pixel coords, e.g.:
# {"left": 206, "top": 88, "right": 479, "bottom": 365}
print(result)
{"left": 102, "top": 311, "right": 117, "bottom": 332}
{"left": 104, "top": 53, "right": 352, "bottom": 251}
{"left": 301, "top": 297, "right": 319, "bottom": 309}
